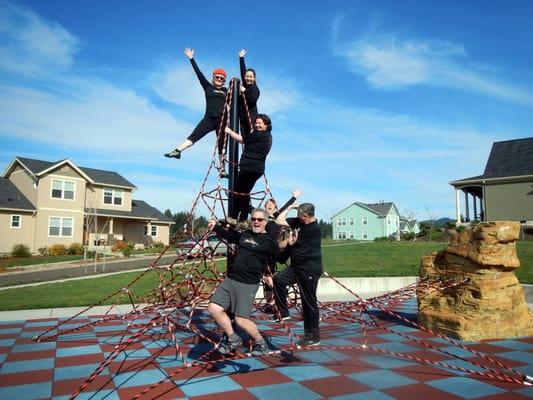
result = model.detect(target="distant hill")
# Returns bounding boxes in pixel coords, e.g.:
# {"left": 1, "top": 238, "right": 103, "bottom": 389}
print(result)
{"left": 420, "top": 217, "right": 454, "bottom": 228}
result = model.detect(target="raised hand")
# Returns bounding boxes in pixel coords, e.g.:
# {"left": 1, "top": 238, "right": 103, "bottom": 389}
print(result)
{"left": 238, "top": 49, "right": 247, "bottom": 58}
{"left": 184, "top": 47, "right": 194, "bottom": 59}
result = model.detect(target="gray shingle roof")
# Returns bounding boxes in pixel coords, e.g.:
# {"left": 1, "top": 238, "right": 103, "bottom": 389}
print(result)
{"left": 85, "top": 200, "right": 173, "bottom": 223}
{"left": 15, "top": 157, "right": 136, "bottom": 188}
{"left": 0, "top": 178, "right": 36, "bottom": 211}
{"left": 483, "top": 137, "right": 533, "bottom": 178}
{"left": 365, "top": 202, "right": 394, "bottom": 216}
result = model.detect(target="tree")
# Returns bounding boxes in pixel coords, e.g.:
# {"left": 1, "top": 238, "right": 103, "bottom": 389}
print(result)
{"left": 318, "top": 219, "right": 332, "bottom": 239}
{"left": 425, "top": 205, "right": 439, "bottom": 243}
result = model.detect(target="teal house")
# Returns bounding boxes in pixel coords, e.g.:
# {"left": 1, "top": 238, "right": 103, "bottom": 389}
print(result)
{"left": 331, "top": 202, "right": 401, "bottom": 240}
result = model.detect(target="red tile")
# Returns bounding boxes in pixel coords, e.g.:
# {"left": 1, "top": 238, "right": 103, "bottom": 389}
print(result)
{"left": 116, "top": 381, "right": 184, "bottom": 399}
{"left": 0, "top": 369, "right": 53, "bottom": 387}
{"left": 394, "top": 363, "right": 457, "bottom": 381}
{"left": 384, "top": 382, "right": 464, "bottom": 400}
{"left": 52, "top": 375, "right": 115, "bottom": 397}
{"left": 55, "top": 353, "right": 106, "bottom": 367}
{"left": 56, "top": 338, "right": 99, "bottom": 348}
{"left": 190, "top": 389, "right": 257, "bottom": 400}
{"left": 230, "top": 368, "right": 293, "bottom": 388}
{"left": 108, "top": 359, "right": 159, "bottom": 374}
{"left": 6, "top": 349, "right": 56, "bottom": 361}
{"left": 301, "top": 375, "right": 371, "bottom": 397}
{"left": 480, "top": 393, "right": 531, "bottom": 400}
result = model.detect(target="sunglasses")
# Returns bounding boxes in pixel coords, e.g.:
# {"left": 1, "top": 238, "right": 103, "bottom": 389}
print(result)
{"left": 251, "top": 217, "right": 266, "bottom": 222}
{"left": 213, "top": 76, "right": 226, "bottom": 81}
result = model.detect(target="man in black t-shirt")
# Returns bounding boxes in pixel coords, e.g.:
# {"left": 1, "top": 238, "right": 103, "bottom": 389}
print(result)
{"left": 208, "top": 208, "right": 279, "bottom": 356}
{"left": 273, "top": 203, "right": 323, "bottom": 347}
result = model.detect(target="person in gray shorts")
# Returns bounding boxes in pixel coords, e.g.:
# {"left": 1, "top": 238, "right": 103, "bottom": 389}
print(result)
{"left": 207, "top": 208, "right": 279, "bottom": 356}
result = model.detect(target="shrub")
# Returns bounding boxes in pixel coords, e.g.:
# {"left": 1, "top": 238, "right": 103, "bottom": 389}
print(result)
{"left": 112, "top": 240, "right": 130, "bottom": 252}
{"left": 11, "top": 244, "right": 31, "bottom": 257}
{"left": 457, "top": 225, "right": 467, "bottom": 233}
{"left": 48, "top": 244, "right": 66, "bottom": 256}
{"left": 401, "top": 232, "right": 416, "bottom": 241}
{"left": 38, "top": 246, "right": 48, "bottom": 256}
{"left": 152, "top": 241, "right": 165, "bottom": 249}
{"left": 374, "top": 236, "right": 388, "bottom": 242}
{"left": 67, "top": 242, "right": 83, "bottom": 255}
{"left": 121, "top": 247, "right": 132, "bottom": 258}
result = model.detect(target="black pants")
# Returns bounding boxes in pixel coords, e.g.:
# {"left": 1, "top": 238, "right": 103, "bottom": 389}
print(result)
{"left": 273, "top": 266, "right": 321, "bottom": 340}
{"left": 239, "top": 112, "right": 257, "bottom": 137}
{"left": 187, "top": 116, "right": 225, "bottom": 154}
{"left": 230, "top": 170, "right": 262, "bottom": 221}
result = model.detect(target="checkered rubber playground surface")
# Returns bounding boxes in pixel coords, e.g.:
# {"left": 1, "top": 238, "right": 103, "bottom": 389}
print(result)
{"left": 1, "top": 299, "right": 532, "bottom": 400}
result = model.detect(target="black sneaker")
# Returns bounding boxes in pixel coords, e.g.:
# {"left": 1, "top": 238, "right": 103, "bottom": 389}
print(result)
{"left": 268, "top": 314, "right": 290, "bottom": 323}
{"left": 164, "top": 149, "right": 181, "bottom": 159}
{"left": 218, "top": 335, "right": 242, "bottom": 355}
{"left": 251, "top": 341, "right": 269, "bottom": 356}
{"left": 297, "top": 337, "right": 320, "bottom": 347}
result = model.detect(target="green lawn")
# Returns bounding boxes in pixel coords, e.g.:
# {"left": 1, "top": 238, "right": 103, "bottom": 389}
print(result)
{"left": 0, "top": 255, "right": 84, "bottom": 268}
{"left": 0, "top": 241, "right": 531, "bottom": 311}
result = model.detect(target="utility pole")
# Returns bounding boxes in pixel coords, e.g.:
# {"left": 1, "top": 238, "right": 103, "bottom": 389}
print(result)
{"left": 227, "top": 78, "right": 240, "bottom": 274}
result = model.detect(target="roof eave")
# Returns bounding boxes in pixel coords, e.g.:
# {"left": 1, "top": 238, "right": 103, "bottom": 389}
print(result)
{"left": 35, "top": 159, "right": 95, "bottom": 183}
{"left": 450, "top": 174, "right": 533, "bottom": 186}
{"left": 3, "top": 158, "right": 35, "bottom": 179}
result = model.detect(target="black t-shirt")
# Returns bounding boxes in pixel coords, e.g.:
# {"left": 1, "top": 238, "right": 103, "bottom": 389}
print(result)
{"left": 190, "top": 58, "right": 228, "bottom": 118}
{"left": 214, "top": 225, "right": 279, "bottom": 284}
{"left": 239, "top": 130, "right": 272, "bottom": 174}
{"left": 239, "top": 57, "right": 260, "bottom": 117}
{"left": 279, "top": 218, "right": 323, "bottom": 274}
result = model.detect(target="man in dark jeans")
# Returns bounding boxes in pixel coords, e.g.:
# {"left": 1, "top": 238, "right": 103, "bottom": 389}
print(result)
{"left": 272, "top": 203, "right": 323, "bottom": 346}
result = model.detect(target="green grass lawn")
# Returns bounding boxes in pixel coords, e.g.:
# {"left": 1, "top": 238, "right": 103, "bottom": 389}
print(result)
{"left": 0, "top": 255, "right": 84, "bottom": 268}
{"left": 0, "top": 241, "right": 531, "bottom": 311}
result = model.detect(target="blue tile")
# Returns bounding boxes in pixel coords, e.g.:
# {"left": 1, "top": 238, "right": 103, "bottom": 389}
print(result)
{"left": 490, "top": 340, "right": 533, "bottom": 351}
{"left": 56, "top": 345, "right": 102, "bottom": 357}
{"left": 434, "top": 358, "right": 487, "bottom": 376}
{"left": 248, "top": 381, "right": 321, "bottom": 400}
{"left": 213, "top": 357, "right": 268, "bottom": 373}
{"left": 361, "top": 355, "right": 416, "bottom": 370}
{"left": 0, "top": 354, "right": 5, "bottom": 363}
{"left": 276, "top": 365, "right": 339, "bottom": 381}
{"left": 93, "top": 325, "right": 125, "bottom": 333}
{"left": 330, "top": 390, "right": 396, "bottom": 400}
{"left": 20, "top": 330, "right": 58, "bottom": 338}
{"left": 299, "top": 349, "right": 352, "bottom": 363}
{"left": 497, "top": 351, "right": 533, "bottom": 364}
{"left": 348, "top": 369, "right": 417, "bottom": 389}
{"left": 376, "top": 333, "right": 410, "bottom": 342}
{"left": 112, "top": 368, "right": 169, "bottom": 388}
{"left": 384, "top": 325, "right": 419, "bottom": 333}
{"left": 437, "top": 345, "right": 477, "bottom": 358}
{"left": 0, "top": 338, "right": 16, "bottom": 347}
{"left": 0, "top": 327, "right": 22, "bottom": 335}
{"left": 11, "top": 342, "right": 55, "bottom": 353}
{"left": 516, "top": 385, "right": 533, "bottom": 398}
{"left": 427, "top": 377, "right": 505, "bottom": 399}
{"left": 320, "top": 338, "right": 357, "bottom": 346}
{"left": 371, "top": 342, "right": 419, "bottom": 353}
{"left": 176, "top": 375, "right": 242, "bottom": 397}
{"left": 1, "top": 357, "right": 54, "bottom": 374}
{"left": 25, "top": 321, "right": 57, "bottom": 328}
{"left": 54, "top": 363, "right": 109, "bottom": 381}
{"left": 53, "top": 389, "right": 121, "bottom": 400}
{"left": 0, "top": 382, "right": 52, "bottom": 400}
{"left": 104, "top": 348, "right": 152, "bottom": 361}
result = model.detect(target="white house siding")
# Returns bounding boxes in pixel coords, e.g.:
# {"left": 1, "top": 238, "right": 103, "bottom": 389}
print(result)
{"left": 0, "top": 212, "right": 34, "bottom": 254}
{"left": 8, "top": 166, "right": 37, "bottom": 205}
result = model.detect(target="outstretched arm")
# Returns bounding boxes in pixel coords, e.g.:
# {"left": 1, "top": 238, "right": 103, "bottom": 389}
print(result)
{"left": 185, "top": 47, "right": 210, "bottom": 89}
{"left": 239, "top": 49, "right": 247, "bottom": 81}
{"left": 225, "top": 126, "right": 244, "bottom": 144}
{"left": 273, "top": 189, "right": 303, "bottom": 220}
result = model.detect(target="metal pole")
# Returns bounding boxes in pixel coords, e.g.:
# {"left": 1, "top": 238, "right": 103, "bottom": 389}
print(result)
{"left": 227, "top": 78, "right": 240, "bottom": 274}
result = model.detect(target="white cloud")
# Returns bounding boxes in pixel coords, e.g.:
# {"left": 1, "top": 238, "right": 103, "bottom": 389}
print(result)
{"left": 332, "top": 25, "right": 533, "bottom": 106}
{"left": 0, "top": 2, "right": 79, "bottom": 77}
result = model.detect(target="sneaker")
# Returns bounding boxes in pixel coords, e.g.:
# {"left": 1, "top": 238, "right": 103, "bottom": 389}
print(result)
{"left": 260, "top": 304, "right": 276, "bottom": 314}
{"left": 268, "top": 314, "right": 290, "bottom": 323}
{"left": 218, "top": 335, "right": 242, "bottom": 355}
{"left": 297, "top": 337, "right": 320, "bottom": 347}
{"left": 251, "top": 341, "right": 269, "bottom": 356}
{"left": 164, "top": 149, "right": 181, "bottom": 159}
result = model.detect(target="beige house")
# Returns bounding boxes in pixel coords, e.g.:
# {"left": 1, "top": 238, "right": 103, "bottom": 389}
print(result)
{"left": 450, "top": 137, "right": 533, "bottom": 225}
{"left": 0, "top": 157, "right": 173, "bottom": 254}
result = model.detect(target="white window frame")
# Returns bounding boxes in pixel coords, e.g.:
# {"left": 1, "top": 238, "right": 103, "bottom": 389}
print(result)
{"left": 349, "top": 217, "right": 354, "bottom": 226}
{"left": 50, "top": 179, "right": 76, "bottom": 200}
{"left": 11, "top": 215, "right": 21, "bottom": 229}
{"left": 363, "top": 230, "right": 368, "bottom": 239}
{"left": 362, "top": 216, "right": 368, "bottom": 225}
{"left": 103, "top": 187, "right": 123, "bottom": 206}
{"left": 349, "top": 231, "right": 354, "bottom": 239}
{"left": 48, "top": 216, "right": 74, "bottom": 237}
{"left": 151, "top": 225, "right": 158, "bottom": 237}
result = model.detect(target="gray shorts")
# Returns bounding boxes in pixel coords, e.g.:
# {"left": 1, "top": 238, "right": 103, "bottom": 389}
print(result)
{"left": 210, "top": 278, "right": 259, "bottom": 318}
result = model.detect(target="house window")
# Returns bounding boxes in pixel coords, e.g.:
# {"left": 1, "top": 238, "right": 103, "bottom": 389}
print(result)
{"left": 349, "top": 218, "right": 354, "bottom": 226}
{"left": 349, "top": 231, "right": 354, "bottom": 239}
{"left": 339, "top": 232, "right": 346, "bottom": 240}
{"left": 51, "top": 179, "right": 75, "bottom": 200}
{"left": 362, "top": 216, "right": 368, "bottom": 225}
{"left": 144, "top": 225, "right": 157, "bottom": 237}
{"left": 11, "top": 215, "right": 21, "bottom": 228}
{"left": 363, "top": 231, "right": 368, "bottom": 239}
{"left": 342, "top": 218, "right": 346, "bottom": 226}
{"left": 49, "top": 217, "right": 74, "bottom": 237}
{"left": 337, "top": 219, "right": 342, "bottom": 226}
{"left": 103, "top": 188, "right": 123, "bottom": 206}
{"left": 388, "top": 217, "right": 391, "bottom": 225}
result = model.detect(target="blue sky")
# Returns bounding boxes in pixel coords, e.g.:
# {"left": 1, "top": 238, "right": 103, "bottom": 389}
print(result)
{"left": 1, "top": 0, "right": 532, "bottom": 221}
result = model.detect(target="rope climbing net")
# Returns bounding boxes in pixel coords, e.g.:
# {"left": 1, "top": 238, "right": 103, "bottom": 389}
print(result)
{"left": 32, "top": 79, "right": 532, "bottom": 399}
